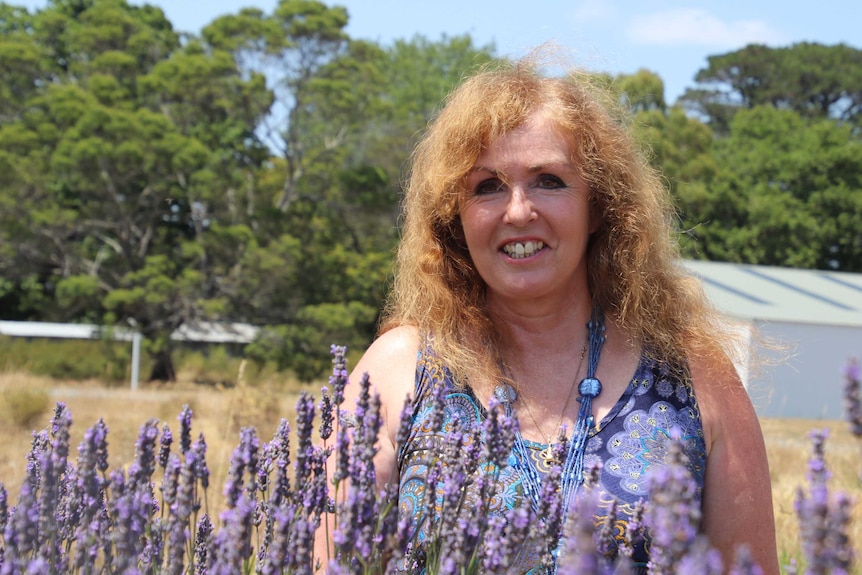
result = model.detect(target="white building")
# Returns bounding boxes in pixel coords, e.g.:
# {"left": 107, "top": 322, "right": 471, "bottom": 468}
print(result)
{"left": 684, "top": 260, "right": 862, "bottom": 420}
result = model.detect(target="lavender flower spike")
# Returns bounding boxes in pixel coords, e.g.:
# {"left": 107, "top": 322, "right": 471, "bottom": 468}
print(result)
{"left": 794, "top": 428, "right": 856, "bottom": 575}
{"left": 179, "top": 404, "right": 193, "bottom": 455}
{"left": 643, "top": 436, "right": 702, "bottom": 575}
{"left": 843, "top": 357, "right": 862, "bottom": 437}
{"left": 329, "top": 344, "right": 349, "bottom": 409}
{"left": 159, "top": 424, "right": 173, "bottom": 469}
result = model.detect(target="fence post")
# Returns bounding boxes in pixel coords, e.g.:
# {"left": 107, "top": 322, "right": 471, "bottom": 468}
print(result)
{"left": 131, "top": 332, "right": 141, "bottom": 391}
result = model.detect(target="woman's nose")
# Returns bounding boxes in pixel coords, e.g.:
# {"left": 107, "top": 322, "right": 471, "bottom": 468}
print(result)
{"left": 504, "top": 186, "right": 537, "bottom": 226}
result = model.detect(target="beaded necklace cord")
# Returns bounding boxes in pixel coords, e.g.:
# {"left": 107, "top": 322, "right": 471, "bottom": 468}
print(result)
{"left": 517, "top": 342, "right": 588, "bottom": 463}
{"left": 494, "top": 305, "right": 607, "bottom": 523}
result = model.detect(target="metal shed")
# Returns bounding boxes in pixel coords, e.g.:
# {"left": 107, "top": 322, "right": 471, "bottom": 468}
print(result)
{"left": 683, "top": 260, "right": 862, "bottom": 419}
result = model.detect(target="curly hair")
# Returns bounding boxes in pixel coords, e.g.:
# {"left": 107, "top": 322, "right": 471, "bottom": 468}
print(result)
{"left": 380, "top": 55, "right": 742, "bottom": 387}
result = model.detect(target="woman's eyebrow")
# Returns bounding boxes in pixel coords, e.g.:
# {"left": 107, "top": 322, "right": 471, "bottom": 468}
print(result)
{"left": 468, "top": 165, "right": 498, "bottom": 176}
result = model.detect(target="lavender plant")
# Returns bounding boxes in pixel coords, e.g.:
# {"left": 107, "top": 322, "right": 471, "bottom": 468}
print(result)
{"left": 793, "top": 429, "right": 855, "bottom": 575}
{"left": 844, "top": 357, "right": 862, "bottom": 486}
{"left": 0, "top": 347, "right": 854, "bottom": 574}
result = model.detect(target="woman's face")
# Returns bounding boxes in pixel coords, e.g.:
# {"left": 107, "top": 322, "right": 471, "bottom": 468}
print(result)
{"left": 460, "top": 111, "right": 593, "bottom": 310}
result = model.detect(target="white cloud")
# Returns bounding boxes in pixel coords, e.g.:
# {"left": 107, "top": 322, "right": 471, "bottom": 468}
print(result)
{"left": 627, "top": 8, "right": 787, "bottom": 48}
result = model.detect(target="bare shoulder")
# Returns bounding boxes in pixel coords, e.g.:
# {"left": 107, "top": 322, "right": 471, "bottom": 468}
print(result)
{"left": 346, "top": 325, "right": 421, "bottom": 486}
{"left": 349, "top": 325, "right": 420, "bottom": 403}
{"left": 688, "top": 351, "right": 756, "bottom": 450}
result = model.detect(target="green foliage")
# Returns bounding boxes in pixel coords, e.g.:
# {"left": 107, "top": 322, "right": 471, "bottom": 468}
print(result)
{"left": 680, "top": 42, "right": 862, "bottom": 132}
{"left": 616, "top": 68, "right": 667, "bottom": 113}
{"left": 0, "top": 385, "right": 49, "bottom": 428}
{"left": 679, "top": 106, "right": 862, "bottom": 269}
{"left": 173, "top": 344, "right": 247, "bottom": 386}
{"left": 246, "top": 301, "right": 377, "bottom": 383}
{"left": 0, "top": 0, "right": 503, "bottom": 381}
{"left": 4, "top": 0, "right": 861, "bottom": 387}
{"left": 0, "top": 335, "right": 131, "bottom": 382}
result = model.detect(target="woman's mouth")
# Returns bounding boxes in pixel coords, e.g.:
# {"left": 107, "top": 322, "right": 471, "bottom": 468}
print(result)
{"left": 502, "top": 241, "right": 545, "bottom": 259}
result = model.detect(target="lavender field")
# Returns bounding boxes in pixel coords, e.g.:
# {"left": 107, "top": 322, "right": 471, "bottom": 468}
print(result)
{"left": 0, "top": 353, "right": 858, "bottom": 574}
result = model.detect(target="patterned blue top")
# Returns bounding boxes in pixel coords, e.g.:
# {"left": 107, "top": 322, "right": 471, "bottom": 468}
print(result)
{"left": 396, "top": 343, "right": 707, "bottom": 573}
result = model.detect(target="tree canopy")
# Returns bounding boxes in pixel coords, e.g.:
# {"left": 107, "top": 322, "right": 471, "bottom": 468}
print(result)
{"left": 1, "top": 1, "right": 859, "bottom": 381}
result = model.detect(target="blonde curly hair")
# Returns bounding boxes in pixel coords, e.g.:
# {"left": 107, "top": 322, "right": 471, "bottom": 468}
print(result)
{"left": 380, "top": 56, "right": 740, "bottom": 386}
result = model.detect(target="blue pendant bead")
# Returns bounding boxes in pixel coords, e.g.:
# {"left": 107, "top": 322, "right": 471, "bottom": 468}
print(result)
{"left": 578, "top": 377, "right": 602, "bottom": 398}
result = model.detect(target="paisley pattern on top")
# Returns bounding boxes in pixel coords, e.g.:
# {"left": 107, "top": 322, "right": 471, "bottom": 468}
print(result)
{"left": 396, "top": 343, "right": 708, "bottom": 573}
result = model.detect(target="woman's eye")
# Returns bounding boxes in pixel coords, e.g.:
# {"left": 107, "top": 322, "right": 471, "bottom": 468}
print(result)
{"left": 474, "top": 179, "right": 504, "bottom": 195}
{"left": 536, "top": 174, "right": 565, "bottom": 189}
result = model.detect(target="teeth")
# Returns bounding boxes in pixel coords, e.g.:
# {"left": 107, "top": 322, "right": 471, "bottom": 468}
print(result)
{"left": 503, "top": 241, "right": 544, "bottom": 259}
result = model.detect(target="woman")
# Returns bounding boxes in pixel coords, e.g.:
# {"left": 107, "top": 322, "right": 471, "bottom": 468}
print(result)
{"left": 343, "top": 57, "right": 779, "bottom": 573}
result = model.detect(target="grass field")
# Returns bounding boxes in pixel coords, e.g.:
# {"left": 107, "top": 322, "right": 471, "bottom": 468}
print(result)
{"left": 1, "top": 371, "right": 860, "bottom": 572}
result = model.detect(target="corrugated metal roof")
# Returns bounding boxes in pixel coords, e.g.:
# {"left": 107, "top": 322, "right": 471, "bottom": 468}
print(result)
{"left": 0, "top": 321, "right": 136, "bottom": 340}
{"left": 682, "top": 260, "right": 862, "bottom": 327}
{"left": 0, "top": 321, "right": 258, "bottom": 344}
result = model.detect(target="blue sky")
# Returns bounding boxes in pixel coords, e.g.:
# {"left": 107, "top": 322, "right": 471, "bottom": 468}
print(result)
{"left": 13, "top": 0, "right": 862, "bottom": 103}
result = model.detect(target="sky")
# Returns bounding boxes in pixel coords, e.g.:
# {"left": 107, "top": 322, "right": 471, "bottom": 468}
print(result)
{"left": 12, "top": 0, "right": 862, "bottom": 104}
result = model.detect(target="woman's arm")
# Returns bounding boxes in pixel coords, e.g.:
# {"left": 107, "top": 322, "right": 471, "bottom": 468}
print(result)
{"left": 692, "top": 353, "right": 780, "bottom": 575}
{"left": 313, "top": 325, "right": 420, "bottom": 569}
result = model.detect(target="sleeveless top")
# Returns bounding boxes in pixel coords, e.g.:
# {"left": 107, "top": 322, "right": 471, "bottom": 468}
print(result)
{"left": 396, "top": 342, "right": 708, "bottom": 574}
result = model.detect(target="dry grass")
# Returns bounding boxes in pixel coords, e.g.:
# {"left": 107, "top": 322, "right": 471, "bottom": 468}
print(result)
{"left": 0, "top": 371, "right": 309, "bottom": 515}
{"left": 0, "top": 371, "right": 860, "bottom": 572}
{"left": 762, "top": 417, "right": 862, "bottom": 571}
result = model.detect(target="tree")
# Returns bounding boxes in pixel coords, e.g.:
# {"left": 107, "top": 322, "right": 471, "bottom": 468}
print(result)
{"left": 676, "top": 106, "right": 862, "bottom": 270}
{"left": 220, "top": 33, "right": 496, "bottom": 381}
{"left": 679, "top": 42, "right": 862, "bottom": 133}
{"left": 1, "top": 0, "right": 502, "bottom": 382}
{"left": 616, "top": 68, "right": 667, "bottom": 113}
{"left": 0, "top": 0, "right": 272, "bottom": 379}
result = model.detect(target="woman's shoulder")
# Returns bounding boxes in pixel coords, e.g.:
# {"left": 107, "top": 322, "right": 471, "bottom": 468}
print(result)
{"left": 687, "top": 348, "right": 757, "bottom": 452}
{"left": 349, "top": 325, "right": 421, "bottom": 400}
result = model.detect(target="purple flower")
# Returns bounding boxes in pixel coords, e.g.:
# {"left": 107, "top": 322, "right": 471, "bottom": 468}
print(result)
{"left": 329, "top": 345, "right": 349, "bottom": 409}
{"left": 164, "top": 444, "right": 200, "bottom": 575}
{"left": 558, "top": 486, "right": 616, "bottom": 575}
{"left": 267, "top": 420, "right": 291, "bottom": 507}
{"left": 795, "top": 429, "right": 855, "bottom": 575}
{"left": 257, "top": 501, "right": 295, "bottom": 574}
{"left": 319, "top": 387, "right": 334, "bottom": 442}
{"left": 159, "top": 455, "right": 181, "bottom": 511}
{"left": 34, "top": 403, "right": 72, "bottom": 571}
{"left": 642, "top": 437, "right": 703, "bottom": 575}
{"left": 333, "top": 424, "right": 350, "bottom": 485}
{"left": 3, "top": 479, "right": 40, "bottom": 571}
{"left": 394, "top": 395, "right": 414, "bottom": 450}
{"left": 730, "top": 544, "right": 764, "bottom": 575}
{"left": 223, "top": 427, "right": 260, "bottom": 509}
{"left": 178, "top": 405, "right": 193, "bottom": 455}
{"left": 480, "top": 507, "right": 531, "bottom": 574}
{"left": 209, "top": 493, "right": 255, "bottom": 573}
{"left": 191, "top": 434, "right": 210, "bottom": 491}
{"left": 674, "top": 537, "right": 723, "bottom": 575}
{"left": 0, "top": 483, "right": 7, "bottom": 533}
{"left": 67, "top": 418, "right": 111, "bottom": 573}
{"left": 193, "top": 514, "right": 213, "bottom": 575}
{"left": 619, "top": 498, "right": 646, "bottom": 559}
{"left": 843, "top": 357, "right": 862, "bottom": 437}
{"left": 129, "top": 419, "right": 160, "bottom": 489}
{"left": 294, "top": 392, "right": 316, "bottom": 491}
{"left": 107, "top": 468, "right": 156, "bottom": 573}
{"left": 159, "top": 424, "right": 173, "bottom": 469}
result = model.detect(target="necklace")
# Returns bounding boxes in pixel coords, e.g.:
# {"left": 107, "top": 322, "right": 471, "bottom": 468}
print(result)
{"left": 518, "top": 343, "right": 588, "bottom": 464}
{"left": 495, "top": 305, "right": 606, "bottom": 518}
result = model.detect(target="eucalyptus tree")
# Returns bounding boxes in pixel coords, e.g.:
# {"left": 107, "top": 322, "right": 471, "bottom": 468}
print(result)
{"left": 680, "top": 42, "right": 862, "bottom": 133}
{"left": 674, "top": 106, "right": 862, "bottom": 271}
{"left": 0, "top": 0, "right": 272, "bottom": 379}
